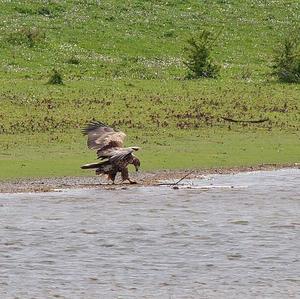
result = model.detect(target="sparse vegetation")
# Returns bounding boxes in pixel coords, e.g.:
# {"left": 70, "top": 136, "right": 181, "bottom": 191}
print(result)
{"left": 7, "top": 27, "right": 45, "bottom": 48}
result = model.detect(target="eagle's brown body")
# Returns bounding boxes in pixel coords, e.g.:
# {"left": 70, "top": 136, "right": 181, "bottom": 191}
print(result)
{"left": 81, "top": 121, "right": 140, "bottom": 184}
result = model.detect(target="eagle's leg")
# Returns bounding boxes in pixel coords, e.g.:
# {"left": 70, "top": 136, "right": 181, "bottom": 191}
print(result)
{"left": 108, "top": 171, "right": 117, "bottom": 184}
{"left": 121, "top": 167, "right": 137, "bottom": 184}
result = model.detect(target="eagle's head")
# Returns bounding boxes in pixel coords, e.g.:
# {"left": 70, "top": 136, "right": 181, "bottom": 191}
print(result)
{"left": 132, "top": 156, "right": 141, "bottom": 172}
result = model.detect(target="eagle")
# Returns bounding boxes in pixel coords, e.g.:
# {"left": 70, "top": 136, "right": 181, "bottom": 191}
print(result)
{"left": 80, "top": 120, "right": 140, "bottom": 184}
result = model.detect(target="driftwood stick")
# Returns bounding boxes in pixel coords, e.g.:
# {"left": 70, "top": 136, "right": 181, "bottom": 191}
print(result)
{"left": 173, "top": 170, "right": 194, "bottom": 185}
{"left": 156, "top": 170, "right": 194, "bottom": 186}
{"left": 221, "top": 117, "right": 269, "bottom": 124}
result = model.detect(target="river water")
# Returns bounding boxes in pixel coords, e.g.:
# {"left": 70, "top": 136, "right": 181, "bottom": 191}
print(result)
{"left": 0, "top": 169, "right": 299, "bottom": 298}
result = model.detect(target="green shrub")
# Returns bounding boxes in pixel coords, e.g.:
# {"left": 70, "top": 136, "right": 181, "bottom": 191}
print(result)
{"left": 184, "top": 30, "right": 220, "bottom": 79}
{"left": 48, "top": 69, "right": 64, "bottom": 85}
{"left": 272, "top": 35, "right": 300, "bottom": 83}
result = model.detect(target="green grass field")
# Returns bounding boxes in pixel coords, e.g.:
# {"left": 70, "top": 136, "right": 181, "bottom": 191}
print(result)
{"left": 0, "top": 127, "right": 299, "bottom": 180}
{"left": 0, "top": 1, "right": 299, "bottom": 179}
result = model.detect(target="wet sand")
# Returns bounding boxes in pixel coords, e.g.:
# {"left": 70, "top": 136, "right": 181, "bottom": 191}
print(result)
{"left": 0, "top": 163, "right": 298, "bottom": 193}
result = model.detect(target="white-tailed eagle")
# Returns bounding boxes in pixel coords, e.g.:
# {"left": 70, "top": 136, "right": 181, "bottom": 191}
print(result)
{"left": 81, "top": 121, "right": 140, "bottom": 184}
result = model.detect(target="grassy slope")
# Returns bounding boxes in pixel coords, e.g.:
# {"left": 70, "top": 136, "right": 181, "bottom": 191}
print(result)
{"left": 0, "top": 1, "right": 299, "bottom": 179}
{"left": 0, "top": 1, "right": 299, "bottom": 80}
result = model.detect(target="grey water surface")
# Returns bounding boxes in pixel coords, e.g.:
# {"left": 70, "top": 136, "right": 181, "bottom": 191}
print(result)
{"left": 0, "top": 169, "right": 299, "bottom": 299}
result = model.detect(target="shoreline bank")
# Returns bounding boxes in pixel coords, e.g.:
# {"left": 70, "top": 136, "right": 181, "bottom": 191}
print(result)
{"left": 0, "top": 163, "right": 298, "bottom": 194}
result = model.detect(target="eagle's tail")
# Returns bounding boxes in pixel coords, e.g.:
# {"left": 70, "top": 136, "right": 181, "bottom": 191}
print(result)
{"left": 81, "top": 161, "right": 104, "bottom": 169}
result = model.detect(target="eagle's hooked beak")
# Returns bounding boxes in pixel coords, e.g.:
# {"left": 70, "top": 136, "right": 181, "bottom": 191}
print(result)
{"left": 135, "top": 165, "right": 140, "bottom": 172}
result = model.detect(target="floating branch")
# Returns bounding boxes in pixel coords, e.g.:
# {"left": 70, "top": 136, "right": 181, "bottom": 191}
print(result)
{"left": 221, "top": 117, "right": 269, "bottom": 124}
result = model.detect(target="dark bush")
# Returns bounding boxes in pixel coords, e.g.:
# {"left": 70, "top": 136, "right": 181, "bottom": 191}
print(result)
{"left": 272, "top": 35, "right": 300, "bottom": 83}
{"left": 38, "top": 3, "right": 65, "bottom": 17}
{"left": 184, "top": 30, "right": 220, "bottom": 79}
{"left": 66, "top": 56, "right": 80, "bottom": 65}
{"left": 48, "top": 69, "right": 64, "bottom": 85}
{"left": 38, "top": 7, "right": 52, "bottom": 17}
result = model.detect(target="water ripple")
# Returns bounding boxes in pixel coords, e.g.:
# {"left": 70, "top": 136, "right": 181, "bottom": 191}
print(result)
{"left": 0, "top": 168, "right": 299, "bottom": 298}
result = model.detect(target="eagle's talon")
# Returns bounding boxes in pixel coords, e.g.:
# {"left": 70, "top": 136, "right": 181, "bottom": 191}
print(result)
{"left": 129, "top": 181, "right": 137, "bottom": 184}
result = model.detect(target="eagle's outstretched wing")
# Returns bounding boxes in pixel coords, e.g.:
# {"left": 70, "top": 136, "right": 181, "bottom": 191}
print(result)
{"left": 82, "top": 120, "right": 127, "bottom": 159}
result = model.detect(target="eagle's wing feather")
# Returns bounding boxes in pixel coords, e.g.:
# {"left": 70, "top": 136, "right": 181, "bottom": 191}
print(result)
{"left": 109, "top": 148, "right": 134, "bottom": 163}
{"left": 82, "top": 121, "right": 126, "bottom": 153}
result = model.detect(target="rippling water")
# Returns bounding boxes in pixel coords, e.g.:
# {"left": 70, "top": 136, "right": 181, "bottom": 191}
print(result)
{"left": 0, "top": 169, "right": 299, "bottom": 298}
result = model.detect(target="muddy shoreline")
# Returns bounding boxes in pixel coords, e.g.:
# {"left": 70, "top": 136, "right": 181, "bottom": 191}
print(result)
{"left": 0, "top": 163, "right": 298, "bottom": 194}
